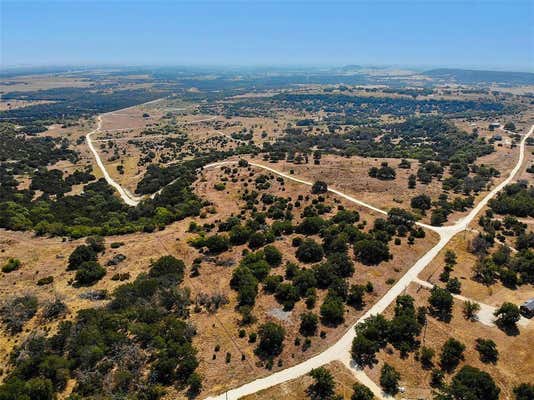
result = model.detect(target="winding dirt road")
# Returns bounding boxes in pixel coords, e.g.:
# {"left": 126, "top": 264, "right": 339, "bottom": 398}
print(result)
{"left": 86, "top": 116, "right": 144, "bottom": 206}
{"left": 85, "top": 104, "right": 532, "bottom": 399}
{"left": 204, "top": 124, "right": 533, "bottom": 400}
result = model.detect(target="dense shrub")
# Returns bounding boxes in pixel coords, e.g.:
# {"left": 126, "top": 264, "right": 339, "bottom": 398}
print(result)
{"left": 2, "top": 258, "right": 21, "bottom": 273}
{"left": 256, "top": 322, "right": 285, "bottom": 358}
{"left": 74, "top": 261, "right": 106, "bottom": 285}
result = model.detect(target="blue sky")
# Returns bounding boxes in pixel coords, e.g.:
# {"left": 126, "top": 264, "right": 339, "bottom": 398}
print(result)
{"left": 2, "top": 0, "right": 533, "bottom": 71}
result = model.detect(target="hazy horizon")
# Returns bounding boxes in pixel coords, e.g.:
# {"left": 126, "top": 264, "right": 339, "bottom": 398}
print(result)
{"left": 2, "top": 0, "right": 533, "bottom": 72}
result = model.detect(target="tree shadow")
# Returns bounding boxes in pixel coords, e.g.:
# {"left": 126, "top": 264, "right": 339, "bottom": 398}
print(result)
{"left": 496, "top": 321, "right": 520, "bottom": 336}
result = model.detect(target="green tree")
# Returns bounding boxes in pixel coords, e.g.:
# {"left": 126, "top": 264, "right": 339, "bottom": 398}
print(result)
{"left": 75, "top": 261, "right": 106, "bottom": 285}
{"left": 263, "top": 245, "right": 282, "bottom": 267}
{"left": 494, "top": 302, "right": 520, "bottom": 332}
{"left": 148, "top": 255, "right": 185, "bottom": 282}
{"left": 308, "top": 367, "right": 335, "bottom": 399}
{"left": 444, "top": 249, "right": 457, "bottom": 266}
{"left": 187, "top": 372, "right": 202, "bottom": 397}
{"left": 205, "top": 234, "right": 230, "bottom": 254}
{"left": 428, "top": 286, "right": 453, "bottom": 322}
{"left": 25, "top": 377, "right": 55, "bottom": 400}
{"left": 230, "top": 267, "right": 259, "bottom": 306}
{"left": 67, "top": 245, "right": 96, "bottom": 270}
{"left": 256, "top": 322, "right": 285, "bottom": 359}
{"left": 379, "top": 363, "right": 400, "bottom": 395}
{"left": 475, "top": 338, "right": 498, "bottom": 364}
{"left": 514, "top": 383, "right": 534, "bottom": 400}
{"left": 275, "top": 283, "right": 299, "bottom": 310}
{"left": 320, "top": 295, "right": 345, "bottom": 326}
{"left": 296, "top": 239, "right": 324, "bottom": 263}
{"left": 311, "top": 181, "right": 328, "bottom": 194}
{"left": 446, "top": 277, "right": 462, "bottom": 294}
{"left": 408, "top": 174, "right": 416, "bottom": 189}
{"left": 299, "top": 312, "right": 318, "bottom": 337}
{"left": 351, "top": 335, "right": 378, "bottom": 368}
{"left": 411, "top": 194, "right": 432, "bottom": 211}
{"left": 463, "top": 300, "right": 480, "bottom": 321}
{"left": 449, "top": 365, "right": 500, "bottom": 400}
{"left": 353, "top": 239, "right": 390, "bottom": 265}
{"left": 351, "top": 383, "right": 374, "bottom": 400}
{"left": 440, "top": 338, "right": 465, "bottom": 372}
{"left": 420, "top": 346, "right": 435, "bottom": 369}
{"left": 347, "top": 284, "right": 366, "bottom": 309}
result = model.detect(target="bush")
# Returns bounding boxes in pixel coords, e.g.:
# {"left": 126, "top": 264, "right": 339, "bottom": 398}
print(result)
{"left": 411, "top": 194, "right": 432, "bottom": 211}
{"left": 299, "top": 312, "right": 318, "bottom": 336}
{"left": 67, "top": 245, "right": 96, "bottom": 270}
{"left": 440, "top": 338, "right": 465, "bottom": 372}
{"left": 111, "top": 272, "right": 130, "bottom": 281}
{"left": 42, "top": 298, "right": 67, "bottom": 320}
{"left": 494, "top": 302, "right": 520, "bottom": 331}
{"left": 205, "top": 235, "right": 230, "bottom": 254}
{"left": 148, "top": 255, "right": 185, "bottom": 282}
{"left": 379, "top": 363, "right": 400, "bottom": 395}
{"left": 514, "top": 383, "right": 534, "bottom": 400}
{"left": 37, "top": 276, "right": 54, "bottom": 286}
{"left": 320, "top": 294, "right": 345, "bottom": 326}
{"left": 263, "top": 245, "right": 282, "bottom": 267}
{"left": 428, "top": 286, "right": 453, "bottom": 322}
{"left": 0, "top": 294, "right": 38, "bottom": 333}
{"left": 2, "top": 258, "right": 21, "bottom": 273}
{"left": 351, "top": 383, "right": 374, "bottom": 400}
{"left": 353, "top": 239, "right": 390, "bottom": 265}
{"left": 75, "top": 261, "right": 106, "bottom": 285}
{"left": 311, "top": 181, "right": 328, "bottom": 194}
{"left": 296, "top": 239, "right": 324, "bottom": 263}
{"left": 308, "top": 367, "right": 335, "bottom": 399}
{"left": 449, "top": 365, "right": 500, "bottom": 400}
{"left": 256, "top": 322, "right": 285, "bottom": 358}
{"left": 475, "top": 338, "right": 498, "bottom": 364}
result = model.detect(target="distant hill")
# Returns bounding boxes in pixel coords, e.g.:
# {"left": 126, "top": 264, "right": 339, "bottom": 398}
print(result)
{"left": 340, "top": 65, "right": 363, "bottom": 71}
{"left": 423, "top": 68, "right": 534, "bottom": 85}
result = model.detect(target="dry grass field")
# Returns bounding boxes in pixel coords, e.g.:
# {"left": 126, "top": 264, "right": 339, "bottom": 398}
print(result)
{"left": 0, "top": 74, "right": 93, "bottom": 93}
{"left": 240, "top": 361, "right": 358, "bottom": 400}
{"left": 419, "top": 231, "right": 533, "bottom": 307}
{"left": 365, "top": 283, "right": 534, "bottom": 400}
{"left": 1, "top": 78, "right": 533, "bottom": 399}
{"left": 0, "top": 158, "right": 439, "bottom": 398}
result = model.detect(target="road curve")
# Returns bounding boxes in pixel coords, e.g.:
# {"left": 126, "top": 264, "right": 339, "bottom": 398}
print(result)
{"left": 86, "top": 107, "right": 218, "bottom": 206}
{"left": 86, "top": 116, "right": 144, "bottom": 206}
{"left": 204, "top": 124, "right": 533, "bottom": 400}
{"left": 85, "top": 105, "right": 532, "bottom": 399}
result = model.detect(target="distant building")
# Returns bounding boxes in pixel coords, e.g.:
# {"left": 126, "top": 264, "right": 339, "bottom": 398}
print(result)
{"left": 488, "top": 122, "right": 501, "bottom": 131}
{"left": 520, "top": 299, "right": 534, "bottom": 318}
